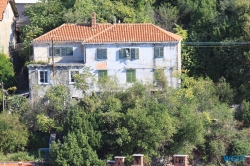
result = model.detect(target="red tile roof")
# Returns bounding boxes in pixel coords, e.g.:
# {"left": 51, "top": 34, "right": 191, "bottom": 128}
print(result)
{"left": 0, "top": 0, "right": 8, "bottom": 21}
{"left": 33, "top": 23, "right": 182, "bottom": 43}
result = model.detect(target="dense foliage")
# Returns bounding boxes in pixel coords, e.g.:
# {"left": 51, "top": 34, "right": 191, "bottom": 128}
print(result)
{"left": 2, "top": 0, "right": 250, "bottom": 165}
{"left": 6, "top": 73, "right": 246, "bottom": 165}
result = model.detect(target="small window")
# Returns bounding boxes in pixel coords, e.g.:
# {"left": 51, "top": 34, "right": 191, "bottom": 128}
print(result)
{"left": 98, "top": 70, "right": 108, "bottom": 81}
{"left": 119, "top": 48, "right": 139, "bottom": 59}
{"left": 97, "top": 48, "right": 107, "bottom": 59}
{"left": 69, "top": 70, "right": 79, "bottom": 84}
{"left": 126, "top": 70, "right": 136, "bottom": 83}
{"left": 154, "top": 47, "right": 164, "bottom": 58}
{"left": 39, "top": 70, "right": 49, "bottom": 84}
{"left": 49, "top": 47, "right": 73, "bottom": 56}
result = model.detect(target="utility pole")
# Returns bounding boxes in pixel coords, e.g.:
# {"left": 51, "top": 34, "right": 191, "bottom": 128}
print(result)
{"left": 1, "top": 82, "right": 4, "bottom": 111}
{"left": 51, "top": 36, "right": 55, "bottom": 76}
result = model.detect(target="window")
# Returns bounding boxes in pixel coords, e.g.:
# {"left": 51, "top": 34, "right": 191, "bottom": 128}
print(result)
{"left": 97, "top": 48, "right": 107, "bottom": 59}
{"left": 154, "top": 47, "right": 164, "bottom": 58}
{"left": 126, "top": 70, "right": 136, "bottom": 83}
{"left": 98, "top": 70, "right": 107, "bottom": 81}
{"left": 154, "top": 69, "right": 164, "bottom": 83}
{"left": 119, "top": 48, "right": 139, "bottom": 59}
{"left": 69, "top": 70, "right": 79, "bottom": 84}
{"left": 39, "top": 70, "right": 49, "bottom": 84}
{"left": 49, "top": 47, "right": 73, "bottom": 56}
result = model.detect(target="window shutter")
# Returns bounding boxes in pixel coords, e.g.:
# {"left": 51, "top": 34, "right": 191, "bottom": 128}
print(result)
{"left": 97, "top": 48, "right": 107, "bottom": 59}
{"left": 49, "top": 47, "right": 52, "bottom": 56}
{"left": 134, "top": 48, "right": 139, "bottom": 59}
{"left": 154, "top": 47, "right": 164, "bottom": 58}
{"left": 119, "top": 48, "right": 126, "bottom": 59}
{"left": 160, "top": 47, "right": 164, "bottom": 57}
{"left": 126, "top": 70, "right": 136, "bottom": 83}
{"left": 132, "top": 70, "right": 136, "bottom": 82}
{"left": 154, "top": 47, "right": 159, "bottom": 58}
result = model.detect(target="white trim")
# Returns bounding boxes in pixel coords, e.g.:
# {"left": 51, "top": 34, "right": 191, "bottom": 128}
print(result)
{"left": 69, "top": 69, "right": 80, "bottom": 84}
{"left": 38, "top": 69, "right": 50, "bottom": 84}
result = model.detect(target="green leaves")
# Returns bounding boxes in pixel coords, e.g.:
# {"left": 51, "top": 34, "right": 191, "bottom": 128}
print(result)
{"left": 0, "top": 53, "right": 15, "bottom": 88}
{"left": 0, "top": 112, "right": 28, "bottom": 154}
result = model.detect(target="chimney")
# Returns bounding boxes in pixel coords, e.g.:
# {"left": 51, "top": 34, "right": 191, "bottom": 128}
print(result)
{"left": 91, "top": 12, "right": 97, "bottom": 29}
{"left": 173, "top": 155, "right": 189, "bottom": 166}
{"left": 114, "top": 156, "right": 125, "bottom": 166}
{"left": 132, "top": 154, "right": 143, "bottom": 166}
{"left": 246, "top": 156, "right": 250, "bottom": 166}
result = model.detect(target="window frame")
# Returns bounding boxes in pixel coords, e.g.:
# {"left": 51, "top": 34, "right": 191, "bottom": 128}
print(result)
{"left": 119, "top": 48, "right": 139, "bottom": 59}
{"left": 38, "top": 70, "right": 50, "bottom": 84}
{"left": 126, "top": 69, "right": 136, "bottom": 83}
{"left": 154, "top": 47, "right": 164, "bottom": 58}
{"left": 98, "top": 70, "right": 108, "bottom": 81}
{"left": 96, "top": 48, "right": 107, "bottom": 60}
{"left": 69, "top": 70, "right": 80, "bottom": 84}
{"left": 49, "top": 47, "right": 73, "bottom": 56}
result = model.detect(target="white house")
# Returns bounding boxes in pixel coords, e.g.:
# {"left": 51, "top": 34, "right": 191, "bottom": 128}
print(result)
{"left": 28, "top": 13, "right": 182, "bottom": 99}
{"left": 0, "top": 0, "right": 19, "bottom": 56}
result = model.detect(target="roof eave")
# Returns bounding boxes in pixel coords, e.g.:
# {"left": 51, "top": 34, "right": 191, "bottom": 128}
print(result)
{"left": 9, "top": 0, "right": 19, "bottom": 18}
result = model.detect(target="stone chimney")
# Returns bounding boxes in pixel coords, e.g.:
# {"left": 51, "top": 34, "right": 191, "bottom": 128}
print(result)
{"left": 114, "top": 156, "right": 125, "bottom": 166}
{"left": 91, "top": 12, "right": 96, "bottom": 29}
{"left": 246, "top": 156, "right": 250, "bottom": 166}
{"left": 173, "top": 155, "right": 189, "bottom": 166}
{"left": 132, "top": 154, "right": 144, "bottom": 166}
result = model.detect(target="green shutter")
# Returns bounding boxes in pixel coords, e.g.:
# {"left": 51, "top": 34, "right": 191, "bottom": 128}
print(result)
{"left": 154, "top": 47, "right": 164, "bottom": 58}
{"left": 160, "top": 47, "right": 164, "bottom": 57}
{"left": 98, "top": 70, "right": 108, "bottom": 81}
{"left": 154, "top": 47, "right": 159, "bottom": 58}
{"left": 126, "top": 70, "right": 136, "bottom": 83}
{"left": 119, "top": 48, "right": 126, "bottom": 59}
{"left": 97, "top": 48, "right": 107, "bottom": 59}
{"left": 134, "top": 48, "right": 139, "bottom": 59}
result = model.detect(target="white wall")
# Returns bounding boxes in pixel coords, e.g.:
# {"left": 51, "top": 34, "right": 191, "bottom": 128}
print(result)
{"left": 85, "top": 43, "right": 180, "bottom": 88}
{"left": 33, "top": 43, "right": 84, "bottom": 63}
{"left": 0, "top": 3, "right": 15, "bottom": 55}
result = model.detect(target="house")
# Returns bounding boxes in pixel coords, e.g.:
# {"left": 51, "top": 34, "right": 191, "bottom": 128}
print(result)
{"left": 28, "top": 12, "right": 182, "bottom": 100}
{"left": 15, "top": 0, "right": 40, "bottom": 27}
{"left": 0, "top": 0, "right": 19, "bottom": 56}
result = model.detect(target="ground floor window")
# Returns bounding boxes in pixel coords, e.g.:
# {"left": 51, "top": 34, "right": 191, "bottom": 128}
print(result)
{"left": 126, "top": 70, "right": 136, "bottom": 83}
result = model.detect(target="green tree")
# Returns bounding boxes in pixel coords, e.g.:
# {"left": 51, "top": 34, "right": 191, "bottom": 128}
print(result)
{"left": 0, "top": 112, "right": 28, "bottom": 154}
{"left": 0, "top": 52, "right": 15, "bottom": 87}
{"left": 50, "top": 131, "right": 105, "bottom": 166}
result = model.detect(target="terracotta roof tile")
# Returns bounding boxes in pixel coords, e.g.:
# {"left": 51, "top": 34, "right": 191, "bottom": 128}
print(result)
{"left": 33, "top": 23, "right": 182, "bottom": 43}
{"left": 0, "top": 0, "right": 8, "bottom": 21}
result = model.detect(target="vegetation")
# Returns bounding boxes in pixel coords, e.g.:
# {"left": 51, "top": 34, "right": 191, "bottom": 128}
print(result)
{"left": 1, "top": 0, "right": 250, "bottom": 165}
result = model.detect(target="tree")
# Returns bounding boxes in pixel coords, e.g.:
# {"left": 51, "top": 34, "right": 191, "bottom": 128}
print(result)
{"left": 50, "top": 131, "right": 105, "bottom": 166}
{"left": 0, "top": 112, "right": 28, "bottom": 154}
{"left": 0, "top": 52, "right": 15, "bottom": 87}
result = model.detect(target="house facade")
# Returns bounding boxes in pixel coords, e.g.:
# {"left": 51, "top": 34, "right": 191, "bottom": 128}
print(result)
{"left": 28, "top": 13, "right": 182, "bottom": 99}
{"left": 0, "top": 0, "right": 19, "bottom": 56}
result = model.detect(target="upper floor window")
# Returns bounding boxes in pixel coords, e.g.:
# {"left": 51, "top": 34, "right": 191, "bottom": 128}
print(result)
{"left": 69, "top": 70, "right": 79, "bottom": 84}
{"left": 154, "top": 47, "right": 164, "bottom": 58}
{"left": 119, "top": 48, "right": 139, "bottom": 59}
{"left": 49, "top": 47, "right": 73, "bottom": 56}
{"left": 97, "top": 48, "right": 107, "bottom": 59}
{"left": 126, "top": 70, "right": 136, "bottom": 83}
{"left": 39, "top": 70, "right": 49, "bottom": 84}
